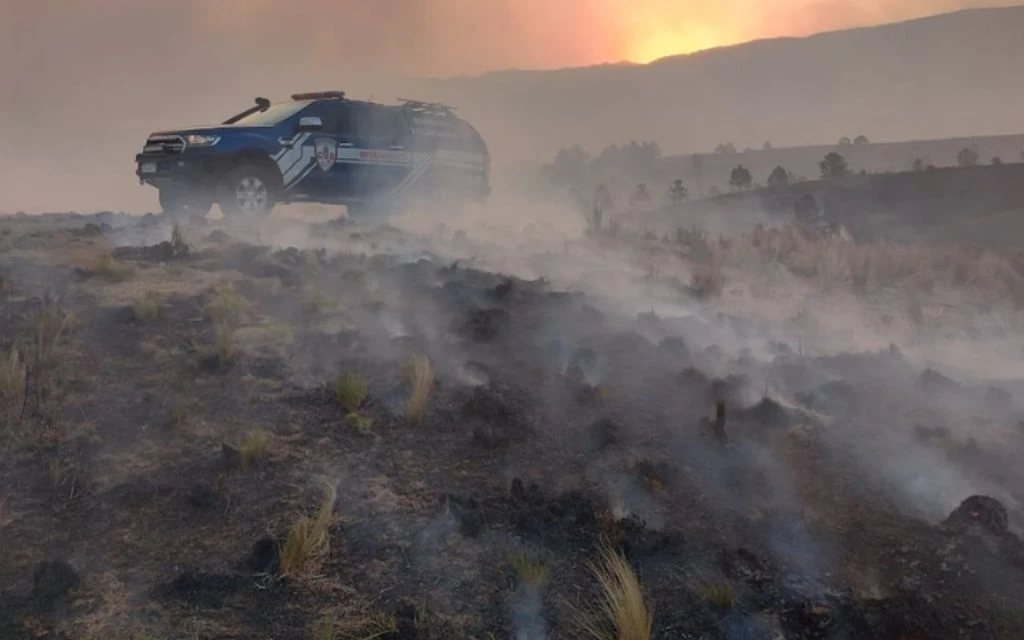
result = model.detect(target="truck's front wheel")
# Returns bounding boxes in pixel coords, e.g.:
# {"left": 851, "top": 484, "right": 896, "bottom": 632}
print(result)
{"left": 218, "top": 164, "right": 279, "bottom": 219}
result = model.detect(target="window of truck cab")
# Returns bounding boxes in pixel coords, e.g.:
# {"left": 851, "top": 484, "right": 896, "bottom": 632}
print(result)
{"left": 351, "top": 104, "right": 407, "bottom": 148}
{"left": 229, "top": 101, "right": 311, "bottom": 127}
{"left": 298, "top": 101, "right": 355, "bottom": 136}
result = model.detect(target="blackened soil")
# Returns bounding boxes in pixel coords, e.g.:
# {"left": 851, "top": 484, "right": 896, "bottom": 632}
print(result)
{"left": 2, "top": 214, "right": 1024, "bottom": 639}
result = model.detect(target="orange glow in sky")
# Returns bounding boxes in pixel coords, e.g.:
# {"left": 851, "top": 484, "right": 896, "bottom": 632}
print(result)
{"left": 184, "top": 0, "right": 1024, "bottom": 75}
{"left": 624, "top": 22, "right": 727, "bottom": 63}
{"left": 6, "top": 0, "right": 1021, "bottom": 78}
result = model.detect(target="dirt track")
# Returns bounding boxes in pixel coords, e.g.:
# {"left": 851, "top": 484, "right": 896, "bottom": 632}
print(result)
{"left": 2, "top": 211, "right": 1024, "bottom": 639}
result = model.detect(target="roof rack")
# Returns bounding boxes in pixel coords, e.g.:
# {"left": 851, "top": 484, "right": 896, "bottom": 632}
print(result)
{"left": 291, "top": 91, "right": 346, "bottom": 101}
{"left": 397, "top": 98, "right": 456, "bottom": 115}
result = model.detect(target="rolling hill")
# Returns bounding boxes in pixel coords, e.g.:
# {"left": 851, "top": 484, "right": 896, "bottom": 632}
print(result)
{"left": 405, "top": 6, "right": 1024, "bottom": 169}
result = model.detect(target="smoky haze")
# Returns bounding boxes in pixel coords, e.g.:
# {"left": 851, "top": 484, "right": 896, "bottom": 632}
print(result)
{"left": 1, "top": 1, "right": 1023, "bottom": 213}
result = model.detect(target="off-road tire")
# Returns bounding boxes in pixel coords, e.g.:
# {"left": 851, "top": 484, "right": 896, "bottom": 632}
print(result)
{"left": 218, "top": 164, "right": 280, "bottom": 219}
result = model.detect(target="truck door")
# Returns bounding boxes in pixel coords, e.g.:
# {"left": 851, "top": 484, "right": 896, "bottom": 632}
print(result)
{"left": 286, "top": 101, "right": 359, "bottom": 201}
{"left": 348, "top": 104, "right": 414, "bottom": 200}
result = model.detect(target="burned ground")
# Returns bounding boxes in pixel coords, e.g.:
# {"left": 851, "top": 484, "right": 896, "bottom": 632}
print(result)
{"left": 2, "top": 212, "right": 1024, "bottom": 639}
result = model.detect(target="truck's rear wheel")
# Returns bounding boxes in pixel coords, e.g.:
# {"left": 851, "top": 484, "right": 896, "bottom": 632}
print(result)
{"left": 159, "top": 186, "right": 213, "bottom": 220}
{"left": 219, "top": 164, "right": 279, "bottom": 219}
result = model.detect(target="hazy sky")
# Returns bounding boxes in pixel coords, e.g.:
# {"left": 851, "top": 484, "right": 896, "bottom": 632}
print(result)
{"left": 1, "top": 0, "right": 1021, "bottom": 213}
{"left": 3, "top": 0, "right": 1019, "bottom": 79}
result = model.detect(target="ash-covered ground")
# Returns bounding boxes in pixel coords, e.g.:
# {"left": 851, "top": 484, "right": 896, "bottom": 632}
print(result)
{"left": 2, "top": 205, "right": 1024, "bottom": 640}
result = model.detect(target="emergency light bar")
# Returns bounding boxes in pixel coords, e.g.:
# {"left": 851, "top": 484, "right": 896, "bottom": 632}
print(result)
{"left": 291, "top": 91, "right": 346, "bottom": 101}
{"left": 397, "top": 98, "right": 456, "bottom": 114}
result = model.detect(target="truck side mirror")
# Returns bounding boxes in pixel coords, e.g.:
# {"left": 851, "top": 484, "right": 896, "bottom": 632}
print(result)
{"left": 298, "top": 116, "right": 323, "bottom": 132}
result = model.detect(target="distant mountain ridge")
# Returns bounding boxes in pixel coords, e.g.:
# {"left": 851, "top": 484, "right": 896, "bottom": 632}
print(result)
{"left": 401, "top": 6, "right": 1024, "bottom": 168}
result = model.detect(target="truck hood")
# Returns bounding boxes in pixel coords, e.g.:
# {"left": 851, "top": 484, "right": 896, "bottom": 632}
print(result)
{"left": 149, "top": 124, "right": 271, "bottom": 137}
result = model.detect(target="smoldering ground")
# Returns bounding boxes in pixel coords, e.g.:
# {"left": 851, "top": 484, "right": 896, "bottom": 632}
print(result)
{"left": 3, "top": 191, "right": 1024, "bottom": 638}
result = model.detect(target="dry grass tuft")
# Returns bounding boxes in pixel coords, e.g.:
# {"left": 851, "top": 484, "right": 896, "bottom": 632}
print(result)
{"left": 314, "top": 610, "right": 398, "bottom": 640}
{"left": 701, "top": 580, "right": 735, "bottom": 611}
{"left": 169, "top": 403, "right": 187, "bottom": 428}
{"left": 574, "top": 544, "right": 653, "bottom": 640}
{"left": 402, "top": 353, "right": 434, "bottom": 425}
{"left": 86, "top": 250, "right": 132, "bottom": 282}
{"left": 49, "top": 456, "right": 83, "bottom": 502}
{"left": 278, "top": 482, "right": 338, "bottom": 578}
{"left": 305, "top": 291, "right": 341, "bottom": 319}
{"left": 0, "top": 346, "right": 27, "bottom": 413}
{"left": 195, "top": 321, "right": 237, "bottom": 370}
{"left": 205, "top": 282, "right": 247, "bottom": 325}
{"left": 195, "top": 283, "right": 246, "bottom": 369}
{"left": 345, "top": 412, "right": 374, "bottom": 433}
{"left": 31, "top": 298, "right": 75, "bottom": 370}
{"left": 131, "top": 292, "right": 164, "bottom": 323}
{"left": 239, "top": 430, "right": 271, "bottom": 471}
{"left": 334, "top": 372, "right": 368, "bottom": 412}
{"left": 0, "top": 272, "right": 14, "bottom": 297}
{"left": 509, "top": 548, "right": 552, "bottom": 588}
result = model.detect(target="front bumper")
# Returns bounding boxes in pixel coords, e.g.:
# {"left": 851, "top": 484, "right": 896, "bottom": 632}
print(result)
{"left": 134, "top": 151, "right": 220, "bottom": 189}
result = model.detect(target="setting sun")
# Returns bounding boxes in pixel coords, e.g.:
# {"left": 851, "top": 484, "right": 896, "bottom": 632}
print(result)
{"left": 627, "top": 26, "right": 724, "bottom": 62}
{"left": 616, "top": 3, "right": 728, "bottom": 64}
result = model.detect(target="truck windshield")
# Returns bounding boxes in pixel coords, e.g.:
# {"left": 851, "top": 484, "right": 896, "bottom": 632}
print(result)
{"left": 230, "top": 101, "right": 310, "bottom": 126}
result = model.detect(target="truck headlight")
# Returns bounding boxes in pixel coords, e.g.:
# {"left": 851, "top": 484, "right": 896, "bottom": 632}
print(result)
{"left": 185, "top": 134, "right": 220, "bottom": 147}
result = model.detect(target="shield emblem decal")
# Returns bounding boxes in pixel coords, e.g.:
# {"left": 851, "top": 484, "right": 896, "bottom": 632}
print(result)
{"left": 314, "top": 138, "right": 337, "bottom": 172}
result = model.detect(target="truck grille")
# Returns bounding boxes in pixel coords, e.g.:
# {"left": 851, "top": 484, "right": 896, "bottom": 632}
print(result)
{"left": 143, "top": 134, "right": 186, "bottom": 154}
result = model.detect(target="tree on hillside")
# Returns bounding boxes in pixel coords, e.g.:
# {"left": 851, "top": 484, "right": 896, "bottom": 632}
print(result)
{"left": 992, "top": 156, "right": 1003, "bottom": 166}
{"left": 588, "top": 183, "right": 613, "bottom": 231}
{"left": 957, "top": 147, "right": 979, "bottom": 167}
{"left": 668, "top": 179, "right": 689, "bottom": 204}
{"left": 912, "top": 157, "right": 924, "bottom": 172}
{"left": 820, "top": 152, "right": 850, "bottom": 179}
{"left": 794, "top": 194, "right": 819, "bottom": 222}
{"left": 763, "top": 141, "right": 773, "bottom": 150}
{"left": 854, "top": 135, "right": 870, "bottom": 145}
{"left": 715, "top": 142, "right": 737, "bottom": 155}
{"left": 729, "top": 165, "right": 753, "bottom": 191}
{"left": 542, "top": 144, "right": 591, "bottom": 186}
{"left": 592, "top": 141, "right": 661, "bottom": 173}
{"left": 839, "top": 137, "right": 852, "bottom": 146}
{"left": 629, "top": 183, "right": 653, "bottom": 211}
{"left": 767, "top": 165, "right": 790, "bottom": 188}
{"left": 691, "top": 153, "right": 705, "bottom": 179}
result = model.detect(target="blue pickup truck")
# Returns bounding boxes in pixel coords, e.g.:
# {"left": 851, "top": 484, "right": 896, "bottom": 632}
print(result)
{"left": 135, "top": 91, "right": 491, "bottom": 219}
